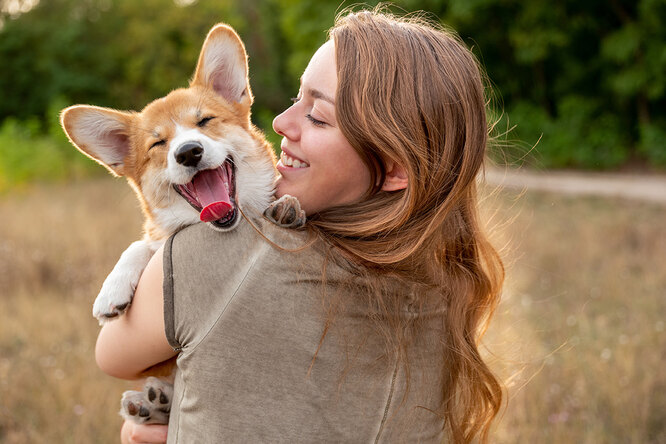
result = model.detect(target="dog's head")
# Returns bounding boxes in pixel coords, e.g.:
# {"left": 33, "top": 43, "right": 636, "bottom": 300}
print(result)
{"left": 61, "top": 24, "right": 276, "bottom": 236}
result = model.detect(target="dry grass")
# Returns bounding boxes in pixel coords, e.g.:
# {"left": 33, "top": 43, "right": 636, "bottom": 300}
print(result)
{"left": 0, "top": 178, "right": 142, "bottom": 443}
{"left": 483, "top": 189, "right": 666, "bottom": 444}
{"left": 0, "top": 178, "right": 664, "bottom": 443}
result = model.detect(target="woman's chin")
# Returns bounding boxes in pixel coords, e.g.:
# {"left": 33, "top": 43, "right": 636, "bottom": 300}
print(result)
{"left": 274, "top": 179, "right": 295, "bottom": 200}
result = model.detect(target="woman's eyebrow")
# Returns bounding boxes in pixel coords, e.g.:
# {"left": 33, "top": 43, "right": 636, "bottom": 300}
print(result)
{"left": 308, "top": 88, "right": 335, "bottom": 105}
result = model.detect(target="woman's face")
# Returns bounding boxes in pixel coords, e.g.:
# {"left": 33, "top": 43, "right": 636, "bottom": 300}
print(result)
{"left": 272, "top": 41, "right": 371, "bottom": 215}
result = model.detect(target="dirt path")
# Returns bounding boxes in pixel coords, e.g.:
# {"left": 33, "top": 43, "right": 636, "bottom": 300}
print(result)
{"left": 483, "top": 167, "right": 666, "bottom": 205}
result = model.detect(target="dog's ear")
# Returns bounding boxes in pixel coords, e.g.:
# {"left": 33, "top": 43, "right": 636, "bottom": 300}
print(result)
{"left": 191, "top": 24, "right": 252, "bottom": 108}
{"left": 60, "top": 105, "right": 133, "bottom": 177}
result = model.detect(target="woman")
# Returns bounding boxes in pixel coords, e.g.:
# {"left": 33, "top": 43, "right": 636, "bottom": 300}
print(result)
{"left": 97, "top": 9, "right": 504, "bottom": 444}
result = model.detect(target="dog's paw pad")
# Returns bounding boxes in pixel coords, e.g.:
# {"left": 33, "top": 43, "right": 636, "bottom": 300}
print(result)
{"left": 120, "top": 377, "right": 173, "bottom": 425}
{"left": 120, "top": 391, "right": 152, "bottom": 424}
{"left": 138, "top": 405, "right": 150, "bottom": 417}
{"left": 125, "top": 398, "right": 149, "bottom": 418}
{"left": 264, "top": 195, "right": 306, "bottom": 228}
{"left": 145, "top": 377, "right": 172, "bottom": 408}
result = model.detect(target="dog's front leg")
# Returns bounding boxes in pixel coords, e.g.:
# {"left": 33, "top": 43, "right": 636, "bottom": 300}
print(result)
{"left": 93, "top": 240, "right": 161, "bottom": 324}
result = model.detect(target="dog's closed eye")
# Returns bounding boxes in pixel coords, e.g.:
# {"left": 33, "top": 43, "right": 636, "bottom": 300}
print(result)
{"left": 197, "top": 116, "right": 215, "bottom": 127}
{"left": 149, "top": 140, "right": 166, "bottom": 150}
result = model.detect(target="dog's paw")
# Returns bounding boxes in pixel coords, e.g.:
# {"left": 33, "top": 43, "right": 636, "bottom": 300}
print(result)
{"left": 92, "top": 276, "right": 135, "bottom": 324}
{"left": 120, "top": 377, "right": 173, "bottom": 425}
{"left": 264, "top": 194, "right": 306, "bottom": 228}
{"left": 92, "top": 240, "right": 157, "bottom": 324}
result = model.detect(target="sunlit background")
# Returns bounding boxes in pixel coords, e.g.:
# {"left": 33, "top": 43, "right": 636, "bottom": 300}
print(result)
{"left": 0, "top": 0, "right": 664, "bottom": 442}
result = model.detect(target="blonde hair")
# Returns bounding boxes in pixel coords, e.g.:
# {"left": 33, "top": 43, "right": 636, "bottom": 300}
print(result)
{"left": 308, "top": 9, "right": 504, "bottom": 443}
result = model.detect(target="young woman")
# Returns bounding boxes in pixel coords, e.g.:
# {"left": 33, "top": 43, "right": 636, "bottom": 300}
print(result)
{"left": 97, "top": 9, "right": 504, "bottom": 444}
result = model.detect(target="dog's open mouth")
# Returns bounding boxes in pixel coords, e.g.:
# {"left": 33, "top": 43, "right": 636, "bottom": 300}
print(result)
{"left": 173, "top": 157, "right": 237, "bottom": 228}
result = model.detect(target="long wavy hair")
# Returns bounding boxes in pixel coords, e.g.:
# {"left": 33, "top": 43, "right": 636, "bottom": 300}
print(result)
{"left": 306, "top": 9, "right": 505, "bottom": 443}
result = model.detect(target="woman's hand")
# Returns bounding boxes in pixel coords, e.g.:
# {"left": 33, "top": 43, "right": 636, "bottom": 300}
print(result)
{"left": 121, "top": 420, "right": 168, "bottom": 444}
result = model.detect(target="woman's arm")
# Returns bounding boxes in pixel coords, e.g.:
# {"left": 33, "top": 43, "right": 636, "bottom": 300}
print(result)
{"left": 95, "top": 244, "right": 177, "bottom": 379}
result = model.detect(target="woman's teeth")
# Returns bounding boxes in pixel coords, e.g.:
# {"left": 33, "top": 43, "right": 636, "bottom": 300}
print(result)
{"left": 281, "top": 152, "right": 309, "bottom": 168}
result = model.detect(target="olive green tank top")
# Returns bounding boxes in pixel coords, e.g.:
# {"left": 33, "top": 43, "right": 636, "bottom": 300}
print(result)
{"left": 163, "top": 214, "right": 446, "bottom": 443}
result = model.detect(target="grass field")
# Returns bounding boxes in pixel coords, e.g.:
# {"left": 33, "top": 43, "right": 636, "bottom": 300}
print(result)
{"left": 0, "top": 178, "right": 664, "bottom": 443}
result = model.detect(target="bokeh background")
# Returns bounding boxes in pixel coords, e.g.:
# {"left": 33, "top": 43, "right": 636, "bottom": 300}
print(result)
{"left": 0, "top": 0, "right": 664, "bottom": 442}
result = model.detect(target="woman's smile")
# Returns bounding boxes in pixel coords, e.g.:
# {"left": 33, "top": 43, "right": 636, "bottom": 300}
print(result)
{"left": 278, "top": 148, "right": 310, "bottom": 169}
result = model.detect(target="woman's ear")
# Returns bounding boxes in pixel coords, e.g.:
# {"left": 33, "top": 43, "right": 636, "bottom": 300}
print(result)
{"left": 381, "top": 160, "right": 408, "bottom": 192}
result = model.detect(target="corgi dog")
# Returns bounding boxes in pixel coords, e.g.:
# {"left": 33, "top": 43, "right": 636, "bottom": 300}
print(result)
{"left": 61, "top": 24, "right": 304, "bottom": 424}
{"left": 61, "top": 24, "right": 304, "bottom": 322}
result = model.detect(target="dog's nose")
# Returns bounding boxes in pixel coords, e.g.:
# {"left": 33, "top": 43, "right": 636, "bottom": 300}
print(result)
{"left": 175, "top": 142, "right": 203, "bottom": 167}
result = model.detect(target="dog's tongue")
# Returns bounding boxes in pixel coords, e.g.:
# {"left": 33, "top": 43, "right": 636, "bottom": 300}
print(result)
{"left": 192, "top": 168, "right": 232, "bottom": 223}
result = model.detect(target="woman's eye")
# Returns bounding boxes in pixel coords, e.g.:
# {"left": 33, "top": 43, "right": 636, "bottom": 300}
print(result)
{"left": 197, "top": 116, "right": 215, "bottom": 127}
{"left": 149, "top": 140, "right": 166, "bottom": 150}
{"left": 306, "top": 114, "right": 326, "bottom": 127}
{"left": 290, "top": 97, "right": 300, "bottom": 104}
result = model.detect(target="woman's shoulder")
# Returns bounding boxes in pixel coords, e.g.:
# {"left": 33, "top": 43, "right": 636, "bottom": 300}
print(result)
{"left": 167, "top": 212, "right": 313, "bottom": 265}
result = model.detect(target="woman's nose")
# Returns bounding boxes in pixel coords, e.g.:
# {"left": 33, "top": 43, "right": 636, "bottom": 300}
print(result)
{"left": 273, "top": 107, "right": 299, "bottom": 141}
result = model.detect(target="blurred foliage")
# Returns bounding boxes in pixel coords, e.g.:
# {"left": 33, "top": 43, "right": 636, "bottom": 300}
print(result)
{"left": 0, "top": 0, "right": 664, "bottom": 188}
{"left": 0, "top": 98, "right": 99, "bottom": 192}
